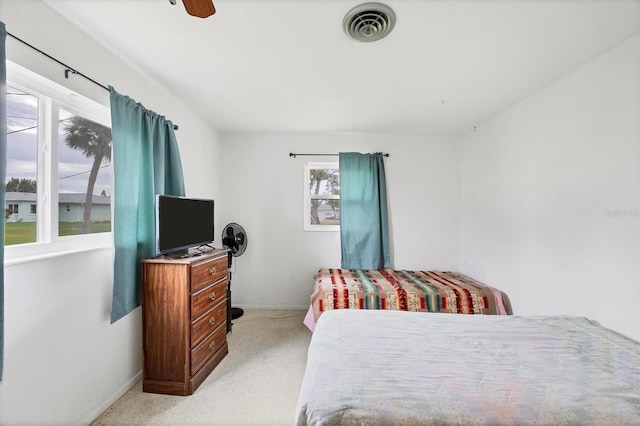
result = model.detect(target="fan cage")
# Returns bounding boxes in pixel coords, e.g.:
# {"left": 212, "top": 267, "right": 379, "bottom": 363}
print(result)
{"left": 222, "top": 223, "right": 247, "bottom": 257}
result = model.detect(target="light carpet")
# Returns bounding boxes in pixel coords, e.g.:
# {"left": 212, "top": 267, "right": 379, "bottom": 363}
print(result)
{"left": 91, "top": 310, "right": 312, "bottom": 425}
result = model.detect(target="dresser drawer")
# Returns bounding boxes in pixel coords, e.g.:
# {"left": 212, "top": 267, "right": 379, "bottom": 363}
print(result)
{"left": 191, "top": 256, "right": 227, "bottom": 292}
{"left": 191, "top": 303, "right": 226, "bottom": 347}
{"left": 191, "top": 279, "right": 227, "bottom": 320}
{"left": 191, "top": 323, "right": 227, "bottom": 376}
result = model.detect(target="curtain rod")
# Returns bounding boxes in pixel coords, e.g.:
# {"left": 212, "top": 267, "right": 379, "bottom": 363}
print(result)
{"left": 289, "top": 153, "right": 389, "bottom": 158}
{"left": 7, "top": 31, "right": 179, "bottom": 131}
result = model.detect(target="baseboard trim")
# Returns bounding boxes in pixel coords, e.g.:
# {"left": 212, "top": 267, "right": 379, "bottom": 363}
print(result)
{"left": 80, "top": 370, "right": 143, "bottom": 425}
{"left": 234, "top": 304, "right": 309, "bottom": 311}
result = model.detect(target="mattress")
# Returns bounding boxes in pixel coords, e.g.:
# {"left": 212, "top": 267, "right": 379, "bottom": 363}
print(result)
{"left": 295, "top": 309, "right": 640, "bottom": 425}
{"left": 309, "top": 269, "right": 512, "bottom": 324}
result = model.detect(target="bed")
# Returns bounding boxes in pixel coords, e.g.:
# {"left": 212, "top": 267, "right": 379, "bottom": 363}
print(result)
{"left": 304, "top": 269, "right": 512, "bottom": 331}
{"left": 296, "top": 309, "right": 640, "bottom": 425}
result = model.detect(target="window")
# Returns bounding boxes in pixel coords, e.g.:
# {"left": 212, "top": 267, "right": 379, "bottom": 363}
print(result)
{"left": 5, "top": 62, "right": 112, "bottom": 260}
{"left": 304, "top": 162, "right": 340, "bottom": 231}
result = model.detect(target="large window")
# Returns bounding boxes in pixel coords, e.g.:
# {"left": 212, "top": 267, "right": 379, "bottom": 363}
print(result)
{"left": 304, "top": 162, "right": 340, "bottom": 231}
{"left": 5, "top": 62, "right": 112, "bottom": 260}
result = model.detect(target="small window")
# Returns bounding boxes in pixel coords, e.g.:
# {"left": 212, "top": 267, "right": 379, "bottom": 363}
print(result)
{"left": 30, "top": 204, "right": 36, "bottom": 215}
{"left": 304, "top": 162, "right": 340, "bottom": 231}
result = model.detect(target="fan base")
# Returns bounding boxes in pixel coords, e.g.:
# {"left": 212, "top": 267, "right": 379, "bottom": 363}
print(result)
{"left": 231, "top": 307, "right": 244, "bottom": 320}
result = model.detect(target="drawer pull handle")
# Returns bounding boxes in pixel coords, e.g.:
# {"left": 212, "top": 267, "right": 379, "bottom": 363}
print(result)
{"left": 209, "top": 316, "right": 216, "bottom": 325}
{"left": 208, "top": 341, "right": 216, "bottom": 350}
{"left": 209, "top": 292, "right": 216, "bottom": 300}
{"left": 209, "top": 267, "right": 217, "bottom": 275}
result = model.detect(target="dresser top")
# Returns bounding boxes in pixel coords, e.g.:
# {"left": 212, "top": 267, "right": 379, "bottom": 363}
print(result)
{"left": 143, "top": 248, "right": 229, "bottom": 265}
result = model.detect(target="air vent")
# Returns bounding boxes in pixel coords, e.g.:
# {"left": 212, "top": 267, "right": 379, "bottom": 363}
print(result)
{"left": 343, "top": 2, "right": 396, "bottom": 43}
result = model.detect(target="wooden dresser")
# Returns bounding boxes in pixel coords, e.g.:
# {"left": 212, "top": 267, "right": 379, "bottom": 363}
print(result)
{"left": 141, "top": 249, "right": 229, "bottom": 395}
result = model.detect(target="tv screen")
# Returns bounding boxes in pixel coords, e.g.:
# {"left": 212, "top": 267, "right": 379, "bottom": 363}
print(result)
{"left": 156, "top": 195, "right": 215, "bottom": 255}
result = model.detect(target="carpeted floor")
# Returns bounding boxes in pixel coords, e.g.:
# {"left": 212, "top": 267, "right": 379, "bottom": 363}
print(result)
{"left": 91, "top": 310, "right": 312, "bottom": 425}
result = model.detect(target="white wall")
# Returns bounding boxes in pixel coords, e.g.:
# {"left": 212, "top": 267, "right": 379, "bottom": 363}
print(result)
{"left": 219, "top": 132, "right": 461, "bottom": 309}
{"left": 0, "top": 1, "right": 222, "bottom": 424}
{"left": 460, "top": 35, "right": 640, "bottom": 340}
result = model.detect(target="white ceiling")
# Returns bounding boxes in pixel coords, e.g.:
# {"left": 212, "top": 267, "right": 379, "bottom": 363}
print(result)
{"left": 45, "top": 0, "right": 639, "bottom": 135}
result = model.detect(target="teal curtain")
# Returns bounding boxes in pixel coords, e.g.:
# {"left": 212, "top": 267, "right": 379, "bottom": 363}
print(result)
{"left": 339, "top": 152, "right": 390, "bottom": 269}
{"left": 109, "top": 87, "right": 185, "bottom": 323}
{"left": 0, "top": 21, "right": 7, "bottom": 380}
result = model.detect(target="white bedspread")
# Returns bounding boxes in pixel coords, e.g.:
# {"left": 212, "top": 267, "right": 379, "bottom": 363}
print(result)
{"left": 295, "top": 310, "right": 640, "bottom": 425}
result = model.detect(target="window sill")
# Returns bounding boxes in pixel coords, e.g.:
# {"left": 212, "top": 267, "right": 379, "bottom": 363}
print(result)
{"left": 304, "top": 226, "right": 340, "bottom": 232}
{"left": 4, "top": 234, "right": 112, "bottom": 266}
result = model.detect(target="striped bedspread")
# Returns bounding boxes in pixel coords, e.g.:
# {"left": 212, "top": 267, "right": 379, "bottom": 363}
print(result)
{"left": 310, "top": 269, "right": 512, "bottom": 322}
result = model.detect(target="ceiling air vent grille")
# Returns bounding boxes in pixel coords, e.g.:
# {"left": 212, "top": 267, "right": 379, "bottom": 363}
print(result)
{"left": 343, "top": 2, "right": 396, "bottom": 43}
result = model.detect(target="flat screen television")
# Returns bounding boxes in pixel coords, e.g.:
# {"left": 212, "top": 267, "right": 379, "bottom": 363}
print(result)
{"left": 156, "top": 195, "right": 215, "bottom": 256}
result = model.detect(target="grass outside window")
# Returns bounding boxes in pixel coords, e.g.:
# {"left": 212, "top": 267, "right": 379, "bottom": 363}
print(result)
{"left": 5, "top": 222, "right": 111, "bottom": 245}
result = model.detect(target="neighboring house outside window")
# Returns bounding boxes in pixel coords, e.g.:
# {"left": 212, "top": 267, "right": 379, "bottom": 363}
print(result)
{"left": 304, "top": 162, "right": 340, "bottom": 231}
{"left": 4, "top": 193, "right": 35, "bottom": 223}
{"left": 5, "top": 192, "right": 109, "bottom": 223}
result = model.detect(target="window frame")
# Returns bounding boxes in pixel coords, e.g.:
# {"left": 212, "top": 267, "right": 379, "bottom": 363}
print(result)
{"left": 5, "top": 61, "right": 112, "bottom": 264}
{"left": 303, "top": 161, "right": 340, "bottom": 232}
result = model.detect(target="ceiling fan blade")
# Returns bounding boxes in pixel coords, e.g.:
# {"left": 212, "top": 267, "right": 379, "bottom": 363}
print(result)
{"left": 182, "top": 0, "right": 216, "bottom": 18}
